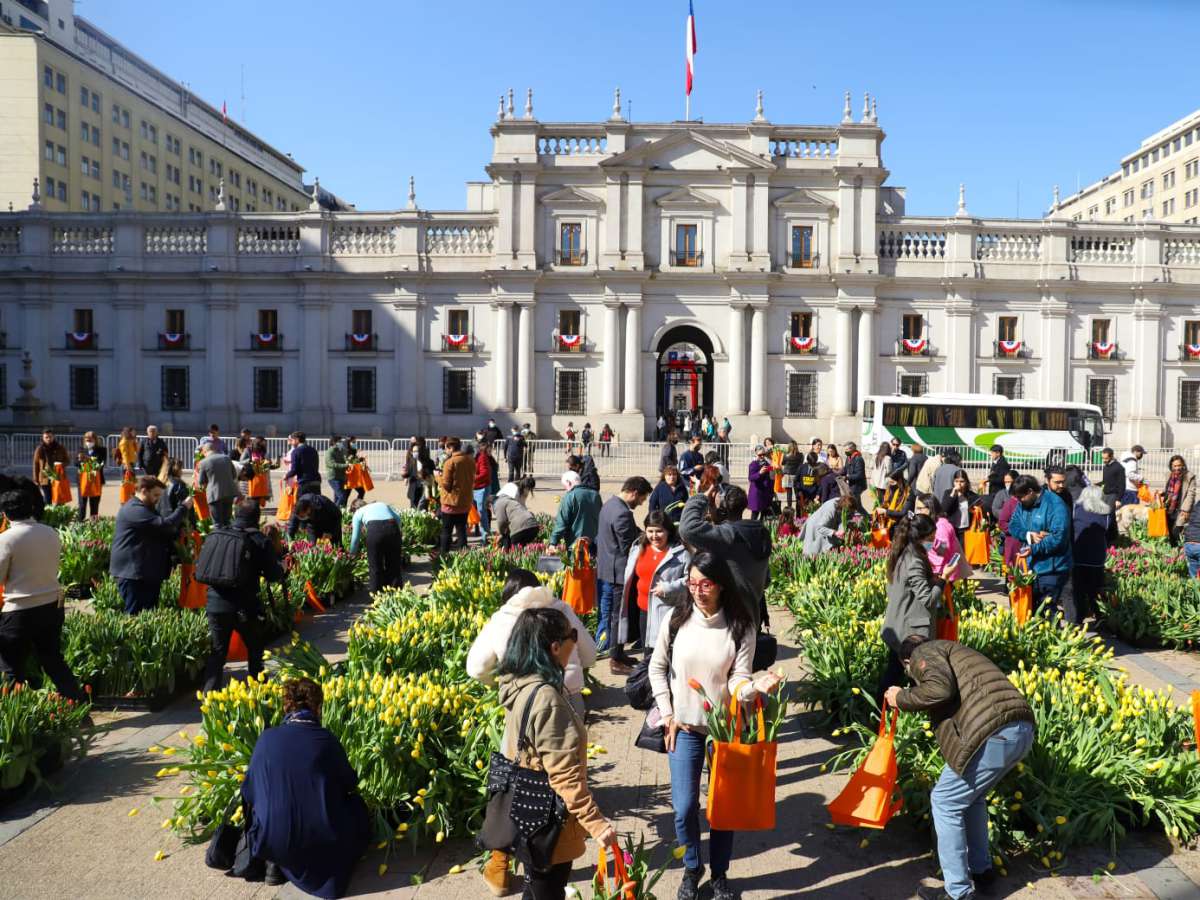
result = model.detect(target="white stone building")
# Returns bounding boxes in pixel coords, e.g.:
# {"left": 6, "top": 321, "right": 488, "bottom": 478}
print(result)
{"left": 2, "top": 89, "right": 1200, "bottom": 448}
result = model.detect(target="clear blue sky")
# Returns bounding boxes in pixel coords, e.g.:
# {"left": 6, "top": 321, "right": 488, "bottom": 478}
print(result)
{"left": 85, "top": 0, "right": 1198, "bottom": 216}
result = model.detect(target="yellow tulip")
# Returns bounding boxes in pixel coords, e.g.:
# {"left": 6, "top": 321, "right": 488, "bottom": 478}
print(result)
{"left": 378, "top": 864, "right": 388, "bottom": 877}
{"left": 154, "top": 850, "right": 166, "bottom": 862}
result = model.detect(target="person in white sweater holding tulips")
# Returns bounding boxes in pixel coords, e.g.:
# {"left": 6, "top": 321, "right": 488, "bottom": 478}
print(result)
{"left": 648, "top": 551, "right": 782, "bottom": 900}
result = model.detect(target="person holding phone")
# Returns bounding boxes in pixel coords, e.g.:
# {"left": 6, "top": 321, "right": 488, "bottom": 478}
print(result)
{"left": 746, "top": 445, "right": 775, "bottom": 521}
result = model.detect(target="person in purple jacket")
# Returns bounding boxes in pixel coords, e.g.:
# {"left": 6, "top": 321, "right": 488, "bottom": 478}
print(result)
{"left": 747, "top": 444, "right": 775, "bottom": 521}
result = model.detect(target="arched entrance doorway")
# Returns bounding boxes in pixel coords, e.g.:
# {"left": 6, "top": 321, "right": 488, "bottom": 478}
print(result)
{"left": 655, "top": 325, "right": 715, "bottom": 428}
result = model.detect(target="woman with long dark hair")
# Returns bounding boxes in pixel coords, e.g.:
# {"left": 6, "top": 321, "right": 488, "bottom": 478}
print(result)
{"left": 649, "top": 551, "right": 782, "bottom": 900}
{"left": 496, "top": 608, "right": 616, "bottom": 899}
{"left": 402, "top": 436, "right": 434, "bottom": 510}
{"left": 871, "top": 442, "right": 893, "bottom": 504}
{"left": 618, "top": 510, "right": 690, "bottom": 652}
{"left": 879, "top": 515, "right": 944, "bottom": 698}
{"left": 914, "top": 493, "right": 968, "bottom": 583}
{"left": 941, "top": 468, "right": 979, "bottom": 549}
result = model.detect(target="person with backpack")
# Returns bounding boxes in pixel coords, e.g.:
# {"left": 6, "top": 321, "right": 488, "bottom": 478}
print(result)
{"left": 288, "top": 493, "right": 344, "bottom": 548}
{"left": 347, "top": 499, "right": 405, "bottom": 592}
{"left": 198, "top": 500, "right": 286, "bottom": 692}
{"left": 110, "top": 476, "right": 194, "bottom": 614}
{"left": 649, "top": 551, "right": 782, "bottom": 900}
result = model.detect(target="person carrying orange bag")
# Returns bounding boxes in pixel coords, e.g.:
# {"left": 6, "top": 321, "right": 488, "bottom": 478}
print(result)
{"left": 962, "top": 506, "right": 990, "bottom": 567}
{"left": 647, "top": 551, "right": 782, "bottom": 900}
{"left": 707, "top": 695, "right": 778, "bottom": 832}
{"left": 827, "top": 701, "right": 903, "bottom": 829}
{"left": 119, "top": 467, "right": 136, "bottom": 505}
{"left": 561, "top": 537, "right": 596, "bottom": 616}
{"left": 49, "top": 463, "right": 73, "bottom": 506}
{"left": 884, "top": 636, "right": 1035, "bottom": 900}
{"left": 1009, "top": 555, "right": 1034, "bottom": 624}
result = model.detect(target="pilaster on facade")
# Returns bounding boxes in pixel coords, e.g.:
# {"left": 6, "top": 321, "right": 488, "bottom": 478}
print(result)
{"left": 1129, "top": 297, "right": 1166, "bottom": 446}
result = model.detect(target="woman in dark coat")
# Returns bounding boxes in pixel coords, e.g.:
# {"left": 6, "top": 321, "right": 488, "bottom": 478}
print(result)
{"left": 940, "top": 468, "right": 980, "bottom": 549}
{"left": 242, "top": 678, "right": 370, "bottom": 898}
{"left": 648, "top": 465, "right": 690, "bottom": 524}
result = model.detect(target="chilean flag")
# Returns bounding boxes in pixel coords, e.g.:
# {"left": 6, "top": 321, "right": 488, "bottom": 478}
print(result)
{"left": 685, "top": 1, "right": 697, "bottom": 96}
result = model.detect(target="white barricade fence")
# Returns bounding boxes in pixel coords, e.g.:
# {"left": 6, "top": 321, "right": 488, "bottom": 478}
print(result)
{"left": 350, "top": 438, "right": 395, "bottom": 480}
{"left": 13, "top": 433, "right": 89, "bottom": 476}
{"left": 516, "top": 439, "right": 758, "bottom": 480}
{"left": 105, "top": 434, "right": 199, "bottom": 473}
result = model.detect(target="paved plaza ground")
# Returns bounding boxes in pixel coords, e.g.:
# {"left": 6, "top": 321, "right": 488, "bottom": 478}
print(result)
{"left": 2, "top": 478, "right": 1200, "bottom": 898}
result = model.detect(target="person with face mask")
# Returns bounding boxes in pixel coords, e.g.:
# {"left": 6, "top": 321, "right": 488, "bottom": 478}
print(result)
{"left": 879, "top": 514, "right": 944, "bottom": 700}
{"left": 76, "top": 431, "right": 107, "bottom": 521}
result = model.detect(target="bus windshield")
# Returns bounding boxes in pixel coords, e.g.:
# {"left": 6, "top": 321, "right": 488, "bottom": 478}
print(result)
{"left": 1068, "top": 413, "right": 1104, "bottom": 449}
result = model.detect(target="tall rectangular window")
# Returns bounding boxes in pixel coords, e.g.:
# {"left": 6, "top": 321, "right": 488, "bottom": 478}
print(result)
{"left": 559, "top": 222, "right": 582, "bottom": 265}
{"left": 993, "top": 374, "right": 1023, "bottom": 400}
{"left": 997, "top": 316, "right": 1017, "bottom": 342}
{"left": 1185, "top": 320, "right": 1200, "bottom": 347}
{"left": 72, "top": 309, "right": 94, "bottom": 333}
{"left": 347, "top": 368, "right": 377, "bottom": 412}
{"left": 554, "top": 370, "right": 586, "bottom": 415}
{"left": 898, "top": 373, "right": 927, "bottom": 397}
{"left": 558, "top": 309, "right": 581, "bottom": 336}
{"left": 1091, "top": 319, "right": 1110, "bottom": 344}
{"left": 1180, "top": 381, "right": 1200, "bottom": 422}
{"left": 165, "top": 309, "right": 186, "bottom": 334}
{"left": 443, "top": 369, "right": 473, "bottom": 414}
{"left": 447, "top": 309, "right": 470, "bottom": 336}
{"left": 902, "top": 314, "right": 923, "bottom": 340}
{"left": 69, "top": 366, "right": 98, "bottom": 409}
{"left": 162, "top": 366, "right": 190, "bottom": 410}
{"left": 257, "top": 309, "right": 278, "bottom": 335}
{"left": 790, "top": 225, "right": 814, "bottom": 267}
{"left": 1087, "top": 376, "right": 1115, "bottom": 422}
{"left": 674, "top": 224, "right": 700, "bottom": 266}
{"left": 351, "top": 309, "right": 373, "bottom": 334}
{"left": 790, "top": 312, "right": 812, "bottom": 338}
{"left": 786, "top": 372, "right": 817, "bottom": 417}
{"left": 253, "top": 367, "right": 282, "bottom": 412}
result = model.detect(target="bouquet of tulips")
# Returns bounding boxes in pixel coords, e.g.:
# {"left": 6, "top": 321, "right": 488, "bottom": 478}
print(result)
{"left": 78, "top": 457, "right": 102, "bottom": 476}
{"left": 686, "top": 672, "right": 789, "bottom": 743}
{"left": 591, "top": 834, "right": 680, "bottom": 900}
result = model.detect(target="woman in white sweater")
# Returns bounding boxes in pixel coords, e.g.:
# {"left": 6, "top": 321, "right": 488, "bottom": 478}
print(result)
{"left": 648, "top": 551, "right": 782, "bottom": 900}
{"left": 466, "top": 568, "right": 596, "bottom": 716}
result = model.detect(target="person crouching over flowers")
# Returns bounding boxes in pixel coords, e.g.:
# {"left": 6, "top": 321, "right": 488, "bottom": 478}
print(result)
{"left": 648, "top": 551, "right": 782, "bottom": 900}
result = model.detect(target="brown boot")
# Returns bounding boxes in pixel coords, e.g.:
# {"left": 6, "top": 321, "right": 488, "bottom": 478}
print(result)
{"left": 482, "top": 850, "right": 512, "bottom": 897}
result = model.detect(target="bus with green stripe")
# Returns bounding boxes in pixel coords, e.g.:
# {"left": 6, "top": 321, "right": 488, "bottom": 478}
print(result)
{"left": 861, "top": 393, "right": 1105, "bottom": 467}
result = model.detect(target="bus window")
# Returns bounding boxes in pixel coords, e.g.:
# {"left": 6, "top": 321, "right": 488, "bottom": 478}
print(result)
{"left": 863, "top": 400, "right": 875, "bottom": 419}
{"left": 1012, "top": 408, "right": 1025, "bottom": 429}
{"left": 882, "top": 403, "right": 897, "bottom": 426}
{"left": 1045, "top": 410, "right": 1067, "bottom": 430}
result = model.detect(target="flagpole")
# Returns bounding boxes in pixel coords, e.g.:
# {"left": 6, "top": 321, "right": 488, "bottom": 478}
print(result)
{"left": 685, "top": 94, "right": 689, "bottom": 122}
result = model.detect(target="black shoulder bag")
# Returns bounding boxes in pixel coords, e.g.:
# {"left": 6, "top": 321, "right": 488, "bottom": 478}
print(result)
{"left": 476, "top": 683, "right": 568, "bottom": 872}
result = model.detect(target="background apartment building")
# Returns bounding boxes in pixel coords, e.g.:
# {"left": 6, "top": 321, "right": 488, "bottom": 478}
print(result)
{"left": 1056, "top": 109, "right": 1200, "bottom": 225}
{"left": 0, "top": 0, "right": 323, "bottom": 214}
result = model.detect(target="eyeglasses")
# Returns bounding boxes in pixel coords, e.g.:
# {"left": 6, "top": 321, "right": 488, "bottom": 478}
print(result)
{"left": 687, "top": 578, "right": 717, "bottom": 592}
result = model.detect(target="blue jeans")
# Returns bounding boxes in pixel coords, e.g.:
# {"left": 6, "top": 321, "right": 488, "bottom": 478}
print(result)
{"left": 669, "top": 729, "right": 733, "bottom": 876}
{"left": 1034, "top": 570, "right": 1067, "bottom": 613}
{"left": 473, "top": 487, "right": 490, "bottom": 534}
{"left": 118, "top": 578, "right": 162, "bottom": 615}
{"left": 595, "top": 578, "right": 616, "bottom": 652}
{"left": 329, "top": 479, "right": 348, "bottom": 508}
{"left": 1185, "top": 542, "right": 1200, "bottom": 578}
{"left": 931, "top": 719, "right": 1034, "bottom": 899}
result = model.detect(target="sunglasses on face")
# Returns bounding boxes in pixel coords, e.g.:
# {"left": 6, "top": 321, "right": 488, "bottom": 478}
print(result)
{"left": 687, "top": 578, "right": 717, "bottom": 592}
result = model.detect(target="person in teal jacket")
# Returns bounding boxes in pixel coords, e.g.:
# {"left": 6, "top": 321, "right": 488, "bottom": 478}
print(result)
{"left": 549, "top": 470, "right": 602, "bottom": 549}
{"left": 1007, "top": 474, "right": 1072, "bottom": 615}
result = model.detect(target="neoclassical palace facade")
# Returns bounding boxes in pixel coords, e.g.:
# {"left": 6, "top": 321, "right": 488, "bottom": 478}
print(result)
{"left": 3, "top": 91, "right": 1200, "bottom": 446}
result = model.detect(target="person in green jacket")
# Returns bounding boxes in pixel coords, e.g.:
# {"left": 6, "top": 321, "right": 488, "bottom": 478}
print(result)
{"left": 549, "top": 470, "right": 602, "bottom": 549}
{"left": 325, "top": 436, "right": 349, "bottom": 509}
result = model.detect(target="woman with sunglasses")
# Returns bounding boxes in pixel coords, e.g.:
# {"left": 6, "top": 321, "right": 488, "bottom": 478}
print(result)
{"left": 649, "top": 551, "right": 782, "bottom": 900}
{"left": 496, "top": 608, "right": 617, "bottom": 900}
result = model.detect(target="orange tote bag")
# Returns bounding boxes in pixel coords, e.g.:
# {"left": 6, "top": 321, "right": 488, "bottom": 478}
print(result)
{"left": 937, "top": 581, "right": 959, "bottom": 642}
{"left": 1010, "top": 556, "right": 1033, "bottom": 625}
{"left": 1147, "top": 505, "right": 1169, "bottom": 539}
{"left": 707, "top": 697, "right": 778, "bottom": 832}
{"left": 276, "top": 481, "right": 297, "bottom": 522}
{"left": 50, "top": 463, "right": 73, "bottom": 505}
{"left": 561, "top": 538, "right": 596, "bottom": 616}
{"left": 827, "top": 702, "right": 904, "bottom": 829}
{"left": 79, "top": 468, "right": 102, "bottom": 499}
{"left": 962, "top": 507, "right": 991, "bottom": 567}
{"left": 870, "top": 511, "right": 891, "bottom": 550}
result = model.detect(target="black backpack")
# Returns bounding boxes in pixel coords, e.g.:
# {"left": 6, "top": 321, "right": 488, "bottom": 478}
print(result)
{"left": 194, "top": 528, "right": 253, "bottom": 590}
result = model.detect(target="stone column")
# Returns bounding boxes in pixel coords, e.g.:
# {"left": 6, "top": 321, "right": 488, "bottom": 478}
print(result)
{"left": 1038, "top": 297, "right": 1070, "bottom": 402}
{"left": 492, "top": 301, "right": 513, "bottom": 411}
{"left": 602, "top": 301, "right": 621, "bottom": 413}
{"left": 749, "top": 305, "right": 766, "bottom": 416}
{"left": 623, "top": 303, "right": 642, "bottom": 413}
{"left": 515, "top": 301, "right": 535, "bottom": 413}
{"left": 1129, "top": 300, "right": 1165, "bottom": 446}
{"left": 833, "top": 305, "right": 854, "bottom": 416}
{"left": 204, "top": 281, "right": 239, "bottom": 428}
{"left": 945, "top": 302, "right": 975, "bottom": 393}
{"left": 856, "top": 305, "right": 875, "bottom": 411}
{"left": 111, "top": 283, "right": 147, "bottom": 424}
{"left": 727, "top": 303, "right": 746, "bottom": 414}
{"left": 392, "top": 292, "right": 424, "bottom": 435}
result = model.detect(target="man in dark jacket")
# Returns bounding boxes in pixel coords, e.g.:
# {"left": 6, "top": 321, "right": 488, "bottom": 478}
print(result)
{"left": 110, "top": 476, "right": 193, "bottom": 614}
{"left": 678, "top": 436, "right": 705, "bottom": 490}
{"left": 986, "top": 445, "right": 1011, "bottom": 494}
{"left": 659, "top": 432, "right": 679, "bottom": 474}
{"left": 137, "top": 426, "right": 169, "bottom": 479}
{"left": 886, "top": 636, "right": 1034, "bottom": 900}
{"left": 888, "top": 438, "right": 908, "bottom": 475}
{"left": 679, "top": 485, "right": 773, "bottom": 628}
{"left": 506, "top": 427, "right": 525, "bottom": 482}
{"left": 288, "top": 493, "right": 343, "bottom": 548}
{"left": 202, "top": 500, "right": 286, "bottom": 692}
{"left": 843, "top": 442, "right": 868, "bottom": 509}
{"left": 595, "top": 476, "right": 652, "bottom": 673}
{"left": 904, "top": 443, "right": 929, "bottom": 485}
{"left": 1100, "top": 447, "right": 1126, "bottom": 509}
{"left": 284, "top": 432, "right": 322, "bottom": 496}
{"left": 483, "top": 418, "right": 505, "bottom": 446}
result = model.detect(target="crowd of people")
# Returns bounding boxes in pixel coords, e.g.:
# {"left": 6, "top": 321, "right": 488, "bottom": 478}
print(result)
{"left": 7, "top": 416, "right": 1200, "bottom": 900}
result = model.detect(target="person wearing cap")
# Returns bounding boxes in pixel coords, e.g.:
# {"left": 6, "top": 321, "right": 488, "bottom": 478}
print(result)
{"left": 202, "top": 500, "right": 286, "bottom": 692}
{"left": 549, "top": 469, "right": 602, "bottom": 549}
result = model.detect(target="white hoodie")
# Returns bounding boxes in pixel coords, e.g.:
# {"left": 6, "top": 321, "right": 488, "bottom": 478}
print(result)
{"left": 466, "top": 585, "right": 597, "bottom": 694}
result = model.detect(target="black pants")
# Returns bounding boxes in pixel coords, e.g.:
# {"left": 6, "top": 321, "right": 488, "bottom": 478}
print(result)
{"left": 77, "top": 492, "right": 100, "bottom": 520}
{"left": 599, "top": 442, "right": 610, "bottom": 457}
{"left": 876, "top": 647, "right": 906, "bottom": 707}
{"left": 40, "top": 484, "right": 54, "bottom": 507}
{"left": 210, "top": 498, "right": 234, "bottom": 527}
{"left": 406, "top": 480, "right": 425, "bottom": 509}
{"left": 508, "top": 463, "right": 522, "bottom": 483}
{"left": 118, "top": 577, "right": 162, "bottom": 615}
{"left": 627, "top": 597, "right": 644, "bottom": 651}
{"left": 365, "top": 520, "right": 404, "bottom": 592}
{"left": 439, "top": 512, "right": 468, "bottom": 553}
{"left": 609, "top": 582, "right": 634, "bottom": 663}
{"left": 1067, "top": 566, "right": 1104, "bottom": 625}
{"left": 0, "top": 603, "right": 86, "bottom": 701}
{"left": 203, "top": 609, "right": 264, "bottom": 693}
{"left": 522, "top": 861, "right": 572, "bottom": 900}
{"left": 501, "top": 524, "right": 540, "bottom": 550}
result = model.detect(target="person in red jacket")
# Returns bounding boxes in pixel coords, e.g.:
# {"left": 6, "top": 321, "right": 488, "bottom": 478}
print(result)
{"left": 473, "top": 441, "right": 496, "bottom": 538}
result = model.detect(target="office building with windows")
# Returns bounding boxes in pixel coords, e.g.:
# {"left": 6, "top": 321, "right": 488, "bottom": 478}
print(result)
{"left": 2, "top": 89, "right": 1200, "bottom": 447}
{"left": 0, "top": 0, "right": 314, "bottom": 214}
{"left": 1056, "top": 109, "right": 1200, "bottom": 225}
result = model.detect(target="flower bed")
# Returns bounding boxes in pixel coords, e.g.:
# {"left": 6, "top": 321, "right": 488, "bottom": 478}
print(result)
{"left": 284, "top": 540, "right": 357, "bottom": 606}
{"left": 0, "top": 683, "right": 91, "bottom": 796}
{"left": 1101, "top": 539, "right": 1199, "bottom": 648}
{"left": 399, "top": 509, "right": 441, "bottom": 549}
{"left": 57, "top": 519, "right": 115, "bottom": 596}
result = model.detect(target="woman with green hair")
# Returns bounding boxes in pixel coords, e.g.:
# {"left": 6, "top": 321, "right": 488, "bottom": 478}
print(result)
{"left": 495, "top": 608, "right": 616, "bottom": 899}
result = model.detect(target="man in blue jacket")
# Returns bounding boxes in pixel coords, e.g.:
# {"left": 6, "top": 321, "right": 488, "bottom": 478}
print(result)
{"left": 1008, "top": 474, "right": 1072, "bottom": 614}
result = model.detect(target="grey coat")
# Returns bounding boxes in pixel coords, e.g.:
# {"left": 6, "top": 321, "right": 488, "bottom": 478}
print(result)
{"left": 596, "top": 496, "right": 640, "bottom": 584}
{"left": 882, "top": 547, "right": 944, "bottom": 653}
{"left": 802, "top": 497, "right": 842, "bottom": 557}
{"left": 932, "top": 463, "right": 961, "bottom": 501}
{"left": 196, "top": 453, "right": 239, "bottom": 503}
